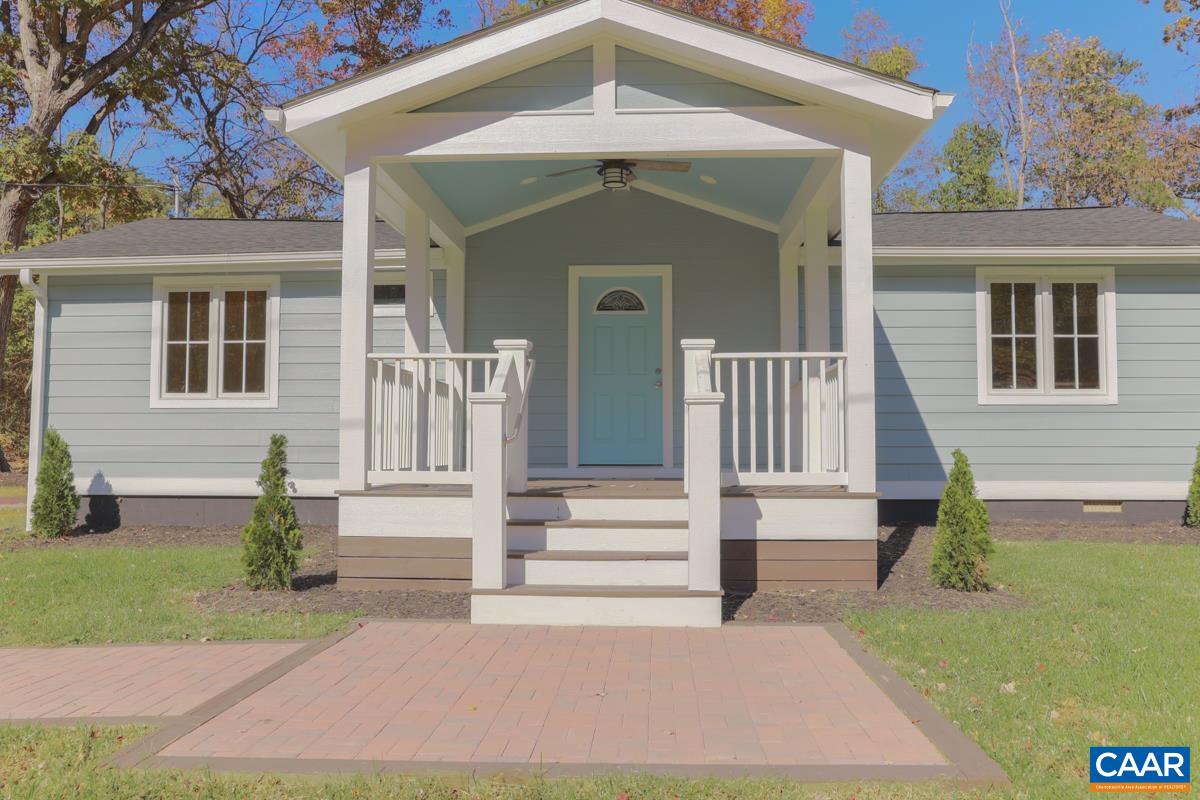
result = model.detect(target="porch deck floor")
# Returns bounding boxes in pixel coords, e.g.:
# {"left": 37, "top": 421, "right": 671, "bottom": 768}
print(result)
{"left": 345, "top": 479, "right": 865, "bottom": 499}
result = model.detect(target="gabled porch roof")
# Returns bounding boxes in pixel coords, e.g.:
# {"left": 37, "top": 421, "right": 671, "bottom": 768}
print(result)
{"left": 265, "top": 0, "right": 951, "bottom": 254}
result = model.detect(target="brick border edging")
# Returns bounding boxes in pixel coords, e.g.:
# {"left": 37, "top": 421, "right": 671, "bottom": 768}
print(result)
{"left": 105, "top": 623, "right": 363, "bottom": 770}
{"left": 823, "top": 623, "right": 1010, "bottom": 787}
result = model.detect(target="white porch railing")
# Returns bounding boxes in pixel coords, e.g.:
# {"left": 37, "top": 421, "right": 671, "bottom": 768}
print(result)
{"left": 470, "top": 340, "right": 534, "bottom": 590}
{"left": 367, "top": 352, "right": 499, "bottom": 483}
{"left": 710, "top": 350, "right": 848, "bottom": 486}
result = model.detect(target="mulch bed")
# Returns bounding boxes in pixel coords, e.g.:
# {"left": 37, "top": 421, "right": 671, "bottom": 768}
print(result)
{"left": 5, "top": 514, "right": 1196, "bottom": 624}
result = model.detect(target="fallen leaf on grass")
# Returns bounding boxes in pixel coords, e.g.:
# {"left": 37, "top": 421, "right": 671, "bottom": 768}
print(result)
{"left": 1001, "top": 682, "right": 1016, "bottom": 694}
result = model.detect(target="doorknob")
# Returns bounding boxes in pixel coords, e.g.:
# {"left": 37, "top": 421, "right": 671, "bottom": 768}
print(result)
{"left": 654, "top": 380, "right": 663, "bottom": 389}
{"left": 655, "top": 367, "right": 662, "bottom": 374}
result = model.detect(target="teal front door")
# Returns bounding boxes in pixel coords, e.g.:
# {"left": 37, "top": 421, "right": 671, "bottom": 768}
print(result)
{"left": 578, "top": 276, "right": 664, "bottom": 465}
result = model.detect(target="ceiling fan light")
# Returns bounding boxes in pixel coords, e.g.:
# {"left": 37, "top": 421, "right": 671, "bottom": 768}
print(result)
{"left": 601, "top": 164, "right": 630, "bottom": 190}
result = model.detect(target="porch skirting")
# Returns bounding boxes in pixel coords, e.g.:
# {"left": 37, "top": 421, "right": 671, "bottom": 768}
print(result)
{"left": 335, "top": 536, "right": 878, "bottom": 593}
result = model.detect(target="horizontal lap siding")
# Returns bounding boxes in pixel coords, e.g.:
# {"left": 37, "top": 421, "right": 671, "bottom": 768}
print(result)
{"left": 465, "top": 189, "right": 781, "bottom": 468}
{"left": 44, "top": 271, "right": 446, "bottom": 489}
{"left": 875, "top": 264, "right": 1200, "bottom": 484}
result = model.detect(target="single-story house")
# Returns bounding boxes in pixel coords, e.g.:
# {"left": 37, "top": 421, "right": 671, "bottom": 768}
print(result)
{"left": 4, "top": 0, "right": 1198, "bottom": 627}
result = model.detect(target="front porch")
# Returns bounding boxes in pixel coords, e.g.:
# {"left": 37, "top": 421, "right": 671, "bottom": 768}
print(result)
{"left": 335, "top": 166, "right": 879, "bottom": 625}
{"left": 266, "top": 0, "right": 950, "bottom": 624}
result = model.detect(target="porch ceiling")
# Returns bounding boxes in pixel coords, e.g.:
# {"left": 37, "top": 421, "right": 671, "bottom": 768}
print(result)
{"left": 400, "top": 157, "right": 814, "bottom": 231}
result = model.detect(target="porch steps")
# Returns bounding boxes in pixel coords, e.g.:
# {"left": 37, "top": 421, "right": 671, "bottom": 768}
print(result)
{"left": 471, "top": 513, "right": 721, "bottom": 626}
{"left": 506, "top": 549, "right": 689, "bottom": 586}
{"left": 470, "top": 585, "right": 722, "bottom": 627}
{"left": 506, "top": 519, "right": 688, "bottom": 552}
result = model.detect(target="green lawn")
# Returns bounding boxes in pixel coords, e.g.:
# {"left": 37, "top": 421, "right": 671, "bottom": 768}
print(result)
{"left": 0, "top": 505, "right": 24, "bottom": 545}
{"left": 0, "top": 484, "right": 25, "bottom": 498}
{"left": 0, "top": 544, "right": 351, "bottom": 645}
{"left": 0, "top": 538, "right": 1196, "bottom": 799}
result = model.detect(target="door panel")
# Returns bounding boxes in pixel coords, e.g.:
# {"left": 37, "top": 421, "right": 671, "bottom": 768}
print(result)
{"left": 579, "top": 276, "right": 664, "bottom": 465}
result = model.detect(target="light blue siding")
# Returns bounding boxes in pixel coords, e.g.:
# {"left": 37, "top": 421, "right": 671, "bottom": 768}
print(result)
{"left": 414, "top": 48, "right": 593, "bottom": 113}
{"left": 874, "top": 264, "right": 1200, "bottom": 484}
{"left": 43, "top": 271, "right": 446, "bottom": 488}
{"left": 466, "top": 189, "right": 780, "bottom": 468}
{"left": 616, "top": 47, "right": 798, "bottom": 109}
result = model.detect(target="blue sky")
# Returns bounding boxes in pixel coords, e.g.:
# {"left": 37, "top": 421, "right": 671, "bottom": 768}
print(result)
{"left": 429, "top": 0, "right": 1196, "bottom": 148}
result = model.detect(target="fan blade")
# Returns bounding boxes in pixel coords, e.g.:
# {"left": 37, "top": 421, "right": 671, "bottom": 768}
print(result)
{"left": 628, "top": 160, "right": 691, "bottom": 173}
{"left": 545, "top": 164, "right": 597, "bottom": 178}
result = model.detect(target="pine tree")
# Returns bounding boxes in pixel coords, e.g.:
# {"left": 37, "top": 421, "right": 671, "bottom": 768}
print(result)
{"left": 241, "top": 435, "right": 303, "bottom": 591}
{"left": 30, "top": 429, "right": 79, "bottom": 538}
{"left": 931, "top": 449, "right": 994, "bottom": 591}
{"left": 1186, "top": 443, "right": 1200, "bottom": 528}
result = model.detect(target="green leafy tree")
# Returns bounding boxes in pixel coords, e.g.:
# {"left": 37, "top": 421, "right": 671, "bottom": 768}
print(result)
{"left": 0, "top": 284, "right": 32, "bottom": 470}
{"left": 30, "top": 429, "right": 79, "bottom": 538}
{"left": 929, "top": 123, "right": 1019, "bottom": 211}
{"left": 931, "top": 449, "right": 994, "bottom": 592}
{"left": 242, "top": 434, "right": 303, "bottom": 590}
{"left": 1186, "top": 443, "right": 1200, "bottom": 527}
{"left": 841, "top": 9, "right": 920, "bottom": 80}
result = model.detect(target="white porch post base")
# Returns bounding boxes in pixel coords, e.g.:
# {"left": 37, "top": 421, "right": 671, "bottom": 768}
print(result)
{"left": 494, "top": 339, "right": 533, "bottom": 494}
{"left": 470, "top": 392, "right": 508, "bottom": 590}
{"left": 682, "top": 339, "right": 723, "bottom": 593}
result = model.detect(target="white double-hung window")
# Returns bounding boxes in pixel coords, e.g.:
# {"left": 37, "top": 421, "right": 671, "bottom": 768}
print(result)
{"left": 151, "top": 276, "right": 281, "bottom": 408}
{"left": 976, "top": 268, "right": 1118, "bottom": 405}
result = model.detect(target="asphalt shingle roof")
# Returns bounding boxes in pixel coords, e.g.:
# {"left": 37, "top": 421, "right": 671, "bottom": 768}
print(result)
{"left": 3, "top": 218, "right": 407, "bottom": 261}
{"left": 867, "top": 206, "right": 1200, "bottom": 248}
{"left": 5, "top": 206, "right": 1200, "bottom": 263}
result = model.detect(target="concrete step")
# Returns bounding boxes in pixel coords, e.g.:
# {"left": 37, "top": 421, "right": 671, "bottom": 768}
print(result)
{"left": 470, "top": 585, "right": 722, "bottom": 627}
{"left": 506, "top": 519, "right": 688, "bottom": 552}
{"left": 506, "top": 549, "right": 689, "bottom": 586}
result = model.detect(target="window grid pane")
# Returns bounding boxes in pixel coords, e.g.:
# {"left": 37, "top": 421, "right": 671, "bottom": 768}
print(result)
{"left": 221, "top": 289, "right": 268, "bottom": 395}
{"left": 990, "top": 282, "right": 1038, "bottom": 390}
{"left": 164, "top": 291, "right": 209, "bottom": 395}
{"left": 1051, "top": 282, "right": 1100, "bottom": 390}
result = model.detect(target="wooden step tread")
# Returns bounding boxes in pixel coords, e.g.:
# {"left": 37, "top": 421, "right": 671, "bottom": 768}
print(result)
{"left": 507, "top": 550, "right": 688, "bottom": 561}
{"left": 507, "top": 519, "right": 687, "bottom": 529}
{"left": 472, "top": 585, "right": 722, "bottom": 598}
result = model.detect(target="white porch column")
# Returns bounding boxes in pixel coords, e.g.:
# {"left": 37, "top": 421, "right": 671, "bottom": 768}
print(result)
{"left": 495, "top": 339, "right": 532, "bottom": 493}
{"left": 840, "top": 151, "right": 877, "bottom": 493}
{"left": 19, "top": 269, "right": 47, "bottom": 530}
{"left": 682, "top": 339, "right": 723, "bottom": 593}
{"left": 470, "top": 391, "right": 508, "bottom": 589}
{"left": 804, "top": 204, "right": 831, "bottom": 472}
{"left": 405, "top": 204, "right": 431, "bottom": 469}
{"left": 778, "top": 241, "right": 802, "bottom": 469}
{"left": 338, "top": 162, "right": 376, "bottom": 491}
{"left": 445, "top": 246, "right": 465, "bottom": 354}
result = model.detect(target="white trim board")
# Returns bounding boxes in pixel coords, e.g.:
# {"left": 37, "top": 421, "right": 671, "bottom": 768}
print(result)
{"left": 881, "top": 481, "right": 1189, "bottom": 502}
{"left": 0, "top": 248, "right": 413, "bottom": 274}
{"left": 72, "top": 477, "right": 338, "bottom": 498}
{"left": 567, "top": 264, "right": 674, "bottom": 469}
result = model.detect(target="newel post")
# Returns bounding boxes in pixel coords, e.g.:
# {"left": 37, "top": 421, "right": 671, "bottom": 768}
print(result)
{"left": 470, "top": 390, "right": 508, "bottom": 590}
{"left": 682, "top": 339, "right": 723, "bottom": 593}
{"left": 494, "top": 339, "right": 532, "bottom": 494}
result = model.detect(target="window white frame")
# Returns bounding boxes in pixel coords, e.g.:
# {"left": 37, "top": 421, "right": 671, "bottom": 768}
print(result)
{"left": 372, "top": 272, "right": 406, "bottom": 318}
{"left": 975, "top": 267, "right": 1118, "bottom": 406}
{"left": 150, "top": 275, "right": 281, "bottom": 408}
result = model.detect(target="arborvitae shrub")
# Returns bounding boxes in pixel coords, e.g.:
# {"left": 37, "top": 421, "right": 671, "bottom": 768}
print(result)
{"left": 931, "top": 449, "right": 994, "bottom": 591}
{"left": 1186, "top": 443, "right": 1200, "bottom": 528}
{"left": 30, "top": 429, "right": 78, "bottom": 538}
{"left": 241, "top": 434, "right": 303, "bottom": 590}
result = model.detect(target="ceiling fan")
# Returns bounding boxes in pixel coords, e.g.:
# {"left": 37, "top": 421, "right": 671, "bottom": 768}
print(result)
{"left": 545, "top": 158, "right": 691, "bottom": 190}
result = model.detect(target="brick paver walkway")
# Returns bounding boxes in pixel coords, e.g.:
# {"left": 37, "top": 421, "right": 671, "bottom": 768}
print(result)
{"left": 0, "top": 642, "right": 303, "bottom": 719}
{"left": 161, "top": 622, "right": 946, "bottom": 767}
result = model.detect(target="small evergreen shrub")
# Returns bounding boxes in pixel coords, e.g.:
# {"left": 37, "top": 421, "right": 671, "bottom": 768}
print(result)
{"left": 241, "top": 434, "right": 304, "bottom": 591}
{"left": 1186, "top": 443, "right": 1200, "bottom": 528}
{"left": 931, "top": 449, "right": 994, "bottom": 591}
{"left": 30, "top": 429, "right": 79, "bottom": 538}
